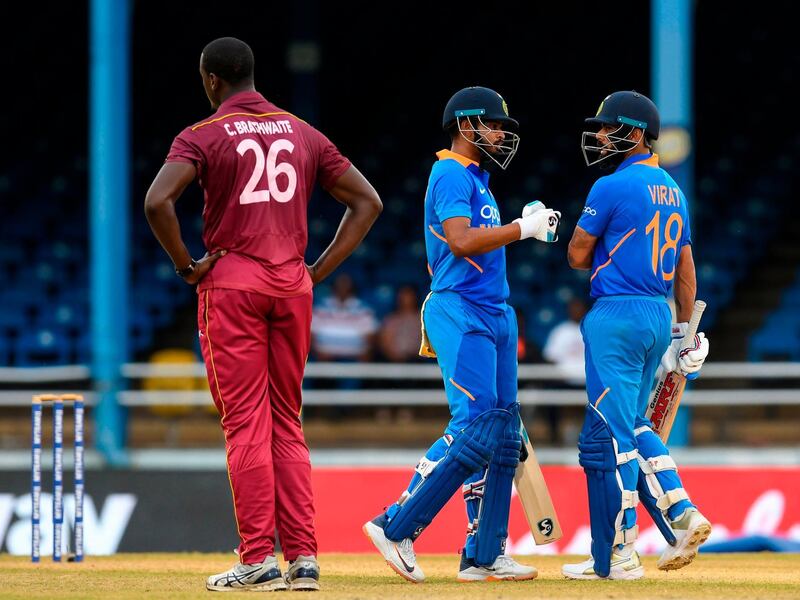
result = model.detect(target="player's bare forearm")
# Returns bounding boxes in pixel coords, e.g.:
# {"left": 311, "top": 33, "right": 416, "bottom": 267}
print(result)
{"left": 673, "top": 244, "right": 697, "bottom": 322}
{"left": 441, "top": 217, "right": 520, "bottom": 257}
{"left": 567, "top": 225, "right": 597, "bottom": 270}
{"left": 309, "top": 166, "right": 382, "bottom": 283}
{"left": 144, "top": 162, "right": 197, "bottom": 268}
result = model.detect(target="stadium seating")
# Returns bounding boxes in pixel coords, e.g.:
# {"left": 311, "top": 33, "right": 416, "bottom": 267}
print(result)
{"left": 1, "top": 125, "right": 796, "bottom": 366}
{"left": 749, "top": 278, "right": 800, "bottom": 361}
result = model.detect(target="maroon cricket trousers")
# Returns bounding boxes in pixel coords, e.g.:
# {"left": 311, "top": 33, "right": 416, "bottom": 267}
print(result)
{"left": 198, "top": 288, "right": 316, "bottom": 564}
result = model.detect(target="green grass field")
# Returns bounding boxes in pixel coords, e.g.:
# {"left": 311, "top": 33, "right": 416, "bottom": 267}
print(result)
{"left": 2, "top": 553, "right": 799, "bottom": 599}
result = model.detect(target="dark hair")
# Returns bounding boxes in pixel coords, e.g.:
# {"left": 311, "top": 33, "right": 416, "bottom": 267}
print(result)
{"left": 201, "top": 37, "right": 254, "bottom": 85}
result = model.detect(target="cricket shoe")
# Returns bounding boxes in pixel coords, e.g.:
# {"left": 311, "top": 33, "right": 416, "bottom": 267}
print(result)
{"left": 206, "top": 555, "right": 288, "bottom": 591}
{"left": 657, "top": 508, "right": 712, "bottom": 571}
{"left": 562, "top": 550, "right": 644, "bottom": 580}
{"left": 457, "top": 553, "right": 538, "bottom": 582}
{"left": 284, "top": 555, "right": 320, "bottom": 591}
{"left": 362, "top": 514, "right": 425, "bottom": 583}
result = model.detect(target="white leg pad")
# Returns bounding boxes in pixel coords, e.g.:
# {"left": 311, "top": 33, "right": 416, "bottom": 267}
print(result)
{"left": 656, "top": 487, "right": 690, "bottom": 511}
{"left": 613, "top": 525, "right": 639, "bottom": 545}
{"left": 639, "top": 455, "right": 678, "bottom": 474}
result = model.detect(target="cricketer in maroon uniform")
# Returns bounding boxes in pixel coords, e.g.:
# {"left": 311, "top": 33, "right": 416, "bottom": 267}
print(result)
{"left": 145, "top": 37, "right": 381, "bottom": 592}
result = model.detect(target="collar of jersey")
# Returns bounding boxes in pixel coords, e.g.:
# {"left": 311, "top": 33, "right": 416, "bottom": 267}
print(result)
{"left": 436, "top": 149, "right": 488, "bottom": 181}
{"left": 438, "top": 148, "right": 485, "bottom": 167}
{"left": 615, "top": 152, "right": 660, "bottom": 172}
{"left": 219, "top": 90, "right": 269, "bottom": 110}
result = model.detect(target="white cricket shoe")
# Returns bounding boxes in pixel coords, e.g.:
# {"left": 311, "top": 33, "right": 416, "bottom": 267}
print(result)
{"left": 562, "top": 550, "right": 644, "bottom": 580}
{"left": 657, "top": 508, "right": 712, "bottom": 571}
{"left": 457, "top": 553, "right": 538, "bottom": 582}
{"left": 284, "top": 554, "right": 320, "bottom": 591}
{"left": 362, "top": 515, "right": 425, "bottom": 583}
{"left": 206, "top": 555, "right": 288, "bottom": 592}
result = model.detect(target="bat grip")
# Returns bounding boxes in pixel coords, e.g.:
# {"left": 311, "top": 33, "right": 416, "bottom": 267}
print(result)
{"left": 679, "top": 300, "right": 706, "bottom": 351}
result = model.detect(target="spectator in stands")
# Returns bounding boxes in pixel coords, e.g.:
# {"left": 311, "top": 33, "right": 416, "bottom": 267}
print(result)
{"left": 378, "top": 284, "right": 422, "bottom": 363}
{"left": 542, "top": 298, "right": 588, "bottom": 385}
{"left": 311, "top": 273, "right": 378, "bottom": 363}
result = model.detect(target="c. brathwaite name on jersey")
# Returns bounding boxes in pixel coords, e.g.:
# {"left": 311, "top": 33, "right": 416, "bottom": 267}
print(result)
{"left": 224, "top": 119, "right": 294, "bottom": 137}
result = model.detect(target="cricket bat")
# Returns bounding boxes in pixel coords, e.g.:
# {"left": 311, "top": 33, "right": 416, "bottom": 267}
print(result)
{"left": 514, "top": 417, "right": 562, "bottom": 544}
{"left": 645, "top": 300, "right": 707, "bottom": 443}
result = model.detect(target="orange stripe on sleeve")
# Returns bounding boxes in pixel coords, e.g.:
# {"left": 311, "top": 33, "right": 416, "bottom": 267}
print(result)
{"left": 590, "top": 228, "right": 637, "bottom": 282}
{"left": 464, "top": 257, "right": 484, "bottom": 273}
{"left": 428, "top": 224, "right": 448, "bottom": 243}
{"left": 428, "top": 225, "right": 484, "bottom": 273}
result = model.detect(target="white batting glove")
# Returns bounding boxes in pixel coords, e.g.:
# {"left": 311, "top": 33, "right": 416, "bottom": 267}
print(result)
{"left": 679, "top": 333, "right": 710, "bottom": 375}
{"left": 660, "top": 322, "right": 710, "bottom": 379}
{"left": 514, "top": 201, "right": 560, "bottom": 242}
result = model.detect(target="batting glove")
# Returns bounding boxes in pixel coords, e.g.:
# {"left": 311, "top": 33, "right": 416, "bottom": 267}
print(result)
{"left": 514, "top": 201, "right": 560, "bottom": 242}
{"left": 660, "top": 322, "right": 710, "bottom": 380}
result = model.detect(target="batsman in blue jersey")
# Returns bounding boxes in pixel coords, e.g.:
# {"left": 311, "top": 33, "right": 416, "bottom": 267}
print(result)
{"left": 563, "top": 91, "right": 711, "bottom": 580}
{"left": 363, "top": 87, "right": 560, "bottom": 583}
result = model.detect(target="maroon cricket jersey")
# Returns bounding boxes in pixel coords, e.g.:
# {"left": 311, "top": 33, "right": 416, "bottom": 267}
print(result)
{"left": 166, "top": 91, "right": 351, "bottom": 297}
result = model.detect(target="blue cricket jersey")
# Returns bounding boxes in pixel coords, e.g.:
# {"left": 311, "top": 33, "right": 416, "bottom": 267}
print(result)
{"left": 424, "top": 149, "right": 510, "bottom": 312}
{"left": 577, "top": 153, "right": 692, "bottom": 299}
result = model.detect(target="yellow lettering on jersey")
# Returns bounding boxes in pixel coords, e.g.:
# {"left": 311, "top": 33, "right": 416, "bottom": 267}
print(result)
{"left": 648, "top": 185, "right": 658, "bottom": 204}
{"left": 659, "top": 185, "right": 668, "bottom": 205}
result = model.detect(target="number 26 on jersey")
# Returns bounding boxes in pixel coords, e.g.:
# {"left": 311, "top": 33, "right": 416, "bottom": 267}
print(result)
{"left": 236, "top": 138, "right": 297, "bottom": 204}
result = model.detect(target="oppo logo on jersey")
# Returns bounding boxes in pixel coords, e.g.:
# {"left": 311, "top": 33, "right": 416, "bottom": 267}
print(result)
{"left": 480, "top": 204, "right": 501, "bottom": 226}
{"left": 582, "top": 206, "right": 597, "bottom": 216}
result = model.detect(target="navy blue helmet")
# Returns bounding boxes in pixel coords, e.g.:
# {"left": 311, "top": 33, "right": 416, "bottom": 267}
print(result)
{"left": 442, "top": 86, "right": 520, "bottom": 170}
{"left": 582, "top": 91, "right": 660, "bottom": 167}
{"left": 442, "top": 86, "right": 519, "bottom": 131}
{"left": 585, "top": 90, "right": 660, "bottom": 139}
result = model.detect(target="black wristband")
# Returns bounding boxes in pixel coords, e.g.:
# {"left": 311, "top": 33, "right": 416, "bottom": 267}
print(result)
{"left": 175, "top": 259, "right": 198, "bottom": 277}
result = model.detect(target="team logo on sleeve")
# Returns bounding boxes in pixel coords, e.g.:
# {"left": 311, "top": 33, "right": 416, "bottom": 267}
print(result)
{"left": 582, "top": 206, "right": 597, "bottom": 216}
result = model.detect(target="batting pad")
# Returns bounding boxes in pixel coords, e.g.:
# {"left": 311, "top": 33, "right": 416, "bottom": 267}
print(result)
{"left": 579, "top": 403, "right": 640, "bottom": 578}
{"left": 635, "top": 424, "right": 694, "bottom": 537}
{"left": 383, "top": 408, "right": 512, "bottom": 542}
{"left": 473, "top": 405, "right": 522, "bottom": 565}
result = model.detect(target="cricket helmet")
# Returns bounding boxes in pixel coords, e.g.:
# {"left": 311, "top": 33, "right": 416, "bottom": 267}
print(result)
{"left": 582, "top": 90, "right": 660, "bottom": 167}
{"left": 442, "top": 86, "right": 520, "bottom": 171}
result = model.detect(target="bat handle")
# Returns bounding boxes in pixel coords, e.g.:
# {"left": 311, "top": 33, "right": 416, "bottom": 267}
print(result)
{"left": 679, "top": 300, "right": 706, "bottom": 351}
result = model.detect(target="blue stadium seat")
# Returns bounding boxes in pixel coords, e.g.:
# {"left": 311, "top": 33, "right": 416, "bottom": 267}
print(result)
{"left": 749, "top": 325, "right": 800, "bottom": 361}
{"left": 0, "top": 336, "right": 10, "bottom": 366}
{"left": 781, "top": 285, "right": 800, "bottom": 309}
{"left": 15, "top": 326, "right": 72, "bottom": 366}
{"left": 0, "top": 286, "right": 49, "bottom": 321}
{"left": 35, "top": 301, "right": 88, "bottom": 337}
{"left": 0, "top": 305, "right": 30, "bottom": 337}
{"left": 130, "top": 286, "right": 177, "bottom": 328}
